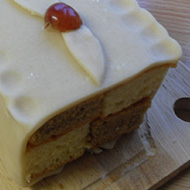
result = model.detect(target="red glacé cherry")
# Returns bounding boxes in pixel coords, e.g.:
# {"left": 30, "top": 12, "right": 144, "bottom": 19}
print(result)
{"left": 45, "top": 3, "right": 82, "bottom": 32}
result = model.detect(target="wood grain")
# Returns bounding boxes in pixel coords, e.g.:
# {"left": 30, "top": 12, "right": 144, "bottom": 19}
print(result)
{"left": 136, "top": 1, "right": 190, "bottom": 189}
{"left": 160, "top": 168, "right": 190, "bottom": 190}
{"left": 1, "top": 0, "right": 190, "bottom": 190}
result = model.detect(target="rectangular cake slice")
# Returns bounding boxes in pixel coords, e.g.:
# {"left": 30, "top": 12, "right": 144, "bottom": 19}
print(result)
{"left": 0, "top": 0, "right": 181, "bottom": 186}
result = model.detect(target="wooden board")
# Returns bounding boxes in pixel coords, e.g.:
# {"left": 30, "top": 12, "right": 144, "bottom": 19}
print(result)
{"left": 0, "top": 0, "right": 190, "bottom": 189}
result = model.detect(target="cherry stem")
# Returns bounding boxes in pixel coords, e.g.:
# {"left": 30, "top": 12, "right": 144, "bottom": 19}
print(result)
{"left": 44, "top": 22, "right": 50, "bottom": 30}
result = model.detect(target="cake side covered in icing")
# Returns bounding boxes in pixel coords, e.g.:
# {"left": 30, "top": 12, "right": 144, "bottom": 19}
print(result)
{"left": 0, "top": 0, "right": 182, "bottom": 129}
{"left": 0, "top": 0, "right": 182, "bottom": 185}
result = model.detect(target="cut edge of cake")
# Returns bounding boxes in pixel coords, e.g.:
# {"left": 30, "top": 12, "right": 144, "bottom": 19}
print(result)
{"left": 24, "top": 64, "right": 169, "bottom": 186}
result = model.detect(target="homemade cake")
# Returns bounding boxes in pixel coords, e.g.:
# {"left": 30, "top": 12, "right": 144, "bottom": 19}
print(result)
{"left": 0, "top": 0, "right": 182, "bottom": 187}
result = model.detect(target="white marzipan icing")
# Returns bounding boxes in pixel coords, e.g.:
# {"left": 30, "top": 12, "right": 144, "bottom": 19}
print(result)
{"left": 63, "top": 25, "right": 106, "bottom": 86}
{"left": 0, "top": 0, "right": 182, "bottom": 186}
{"left": 14, "top": 0, "right": 106, "bottom": 85}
